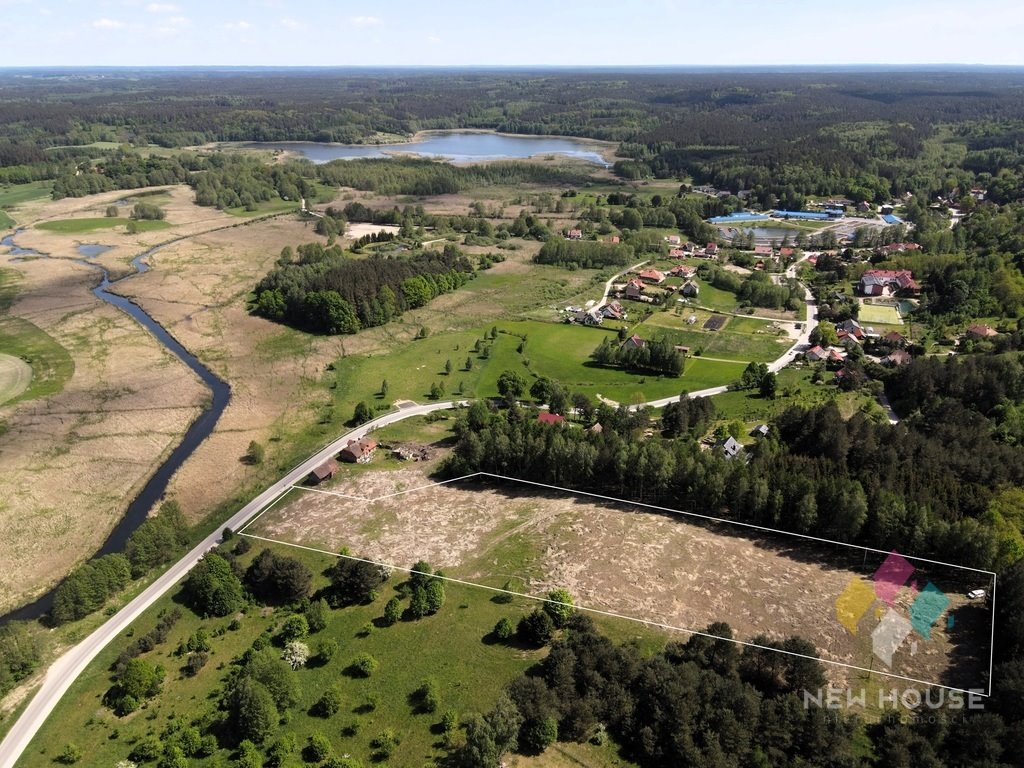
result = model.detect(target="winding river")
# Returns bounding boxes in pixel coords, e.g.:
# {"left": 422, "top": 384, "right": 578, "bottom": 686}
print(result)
{"left": 0, "top": 231, "right": 231, "bottom": 624}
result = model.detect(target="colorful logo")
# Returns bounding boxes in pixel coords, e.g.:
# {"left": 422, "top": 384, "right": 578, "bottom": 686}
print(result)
{"left": 835, "top": 551, "right": 950, "bottom": 666}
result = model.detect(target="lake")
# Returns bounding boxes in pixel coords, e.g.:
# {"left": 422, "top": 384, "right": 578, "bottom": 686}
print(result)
{"left": 246, "top": 132, "right": 610, "bottom": 166}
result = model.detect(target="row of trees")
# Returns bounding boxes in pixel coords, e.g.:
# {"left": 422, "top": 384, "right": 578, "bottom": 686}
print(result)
{"left": 441, "top": 393, "right": 1022, "bottom": 569}
{"left": 50, "top": 500, "right": 190, "bottom": 625}
{"left": 590, "top": 335, "right": 685, "bottom": 377}
{"left": 533, "top": 238, "right": 633, "bottom": 269}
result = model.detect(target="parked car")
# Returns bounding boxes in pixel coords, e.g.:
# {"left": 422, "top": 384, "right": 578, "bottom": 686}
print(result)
{"left": 967, "top": 589, "right": 987, "bottom": 600}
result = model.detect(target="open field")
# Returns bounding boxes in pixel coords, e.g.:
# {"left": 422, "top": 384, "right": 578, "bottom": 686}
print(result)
{"left": 641, "top": 311, "right": 794, "bottom": 362}
{"left": 15, "top": 537, "right": 664, "bottom": 768}
{"left": 35, "top": 218, "right": 171, "bottom": 234}
{"left": 246, "top": 465, "right": 988, "bottom": 694}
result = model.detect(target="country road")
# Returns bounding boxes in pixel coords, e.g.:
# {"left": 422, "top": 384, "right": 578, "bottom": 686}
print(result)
{"left": 0, "top": 400, "right": 461, "bottom": 768}
{"left": 0, "top": 255, "right": 820, "bottom": 768}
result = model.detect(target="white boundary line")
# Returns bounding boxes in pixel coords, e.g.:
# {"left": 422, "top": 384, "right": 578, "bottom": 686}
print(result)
{"left": 236, "top": 472, "right": 995, "bottom": 696}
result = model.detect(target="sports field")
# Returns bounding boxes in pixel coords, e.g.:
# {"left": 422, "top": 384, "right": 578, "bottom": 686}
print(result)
{"left": 858, "top": 301, "right": 903, "bottom": 325}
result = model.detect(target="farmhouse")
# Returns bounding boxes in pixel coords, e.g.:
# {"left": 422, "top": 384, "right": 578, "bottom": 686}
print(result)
{"left": 966, "top": 324, "right": 998, "bottom": 339}
{"left": 600, "top": 301, "right": 625, "bottom": 320}
{"left": 754, "top": 245, "right": 774, "bottom": 256}
{"left": 537, "top": 412, "right": 566, "bottom": 425}
{"left": 884, "top": 349, "right": 913, "bottom": 366}
{"left": 638, "top": 269, "right": 666, "bottom": 284}
{"left": 716, "top": 436, "right": 743, "bottom": 460}
{"left": 680, "top": 280, "right": 700, "bottom": 297}
{"left": 858, "top": 269, "right": 919, "bottom": 297}
{"left": 664, "top": 235, "right": 682, "bottom": 246}
{"left": 623, "top": 334, "right": 646, "bottom": 349}
{"left": 575, "top": 308, "right": 604, "bottom": 326}
{"left": 339, "top": 437, "right": 378, "bottom": 464}
{"left": 669, "top": 264, "right": 698, "bottom": 279}
{"left": 566, "top": 228, "right": 583, "bottom": 240}
{"left": 883, "top": 331, "right": 908, "bottom": 346}
{"left": 806, "top": 345, "right": 828, "bottom": 362}
{"left": 705, "top": 242, "right": 719, "bottom": 256}
{"left": 625, "top": 279, "right": 645, "bottom": 300}
{"left": 669, "top": 248, "right": 686, "bottom": 258}
{"left": 308, "top": 458, "right": 339, "bottom": 484}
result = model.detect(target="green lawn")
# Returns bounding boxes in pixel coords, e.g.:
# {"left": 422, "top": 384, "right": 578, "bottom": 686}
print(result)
{"left": 224, "top": 199, "right": 300, "bottom": 217}
{"left": 0, "top": 181, "right": 52, "bottom": 209}
{"left": 0, "top": 210, "right": 14, "bottom": 229}
{"left": 35, "top": 218, "right": 172, "bottom": 234}
{"left": 17, "top": 539, "right": 665, "bottom": 768}
{"left": 0, "top": 306, "right": 74, "bottom": 404}
{"left": 858, "top": 302, "right": 903, "bottom": 325}
{"left": 642, "top": 311, "right": 793, "bottom": 362}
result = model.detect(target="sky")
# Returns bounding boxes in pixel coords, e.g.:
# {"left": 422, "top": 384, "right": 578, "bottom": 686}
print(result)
{"left": 2, "top": 0, "right": 1023, "bottom": 68}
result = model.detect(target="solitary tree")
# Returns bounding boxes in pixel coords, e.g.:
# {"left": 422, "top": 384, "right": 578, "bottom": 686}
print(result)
{"left": 282, "top": 640, "right": 310, "bottom": 670}
{"left": 496, "top": 370, "right": 526, "bottom": 406}
{"left": 353, "top": 401, "right": 374, "bottom": 425}
{"left": 444, "top": 359, "right": 453, "bottom": 375}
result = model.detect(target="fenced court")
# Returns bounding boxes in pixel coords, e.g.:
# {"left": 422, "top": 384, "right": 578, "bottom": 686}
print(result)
{"left": 858, "top": 301, "right": 903, "bottom": 325}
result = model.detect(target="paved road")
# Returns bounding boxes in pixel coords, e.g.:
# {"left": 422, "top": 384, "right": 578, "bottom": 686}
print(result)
{"left": 0, "top": 256, "right": 822, "bottom": 767}
{"left": 0, "top": 400, "right": 461, "bottom": 768}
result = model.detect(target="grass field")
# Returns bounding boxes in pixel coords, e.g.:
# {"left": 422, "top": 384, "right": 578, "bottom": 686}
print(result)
{"left": 710, "top": 365, "right": 885, "bottom": 427}
{"left": 642, "top": 310, "right": 793, "bottom": 362}
{"left": 224, "top": 199, "right": 301, "bottom": 217}
{"left": 0, "top": 317, "right": 74, "bottom": 404}
{"left": 16, "top": 538, "right": 661, "bottom": 768}
{"left": 35, "top": 218, "right": 172, "bottom": 234}
{"left": 0, "top": 182, "right": 52, "bottom": 209}
{"left": 858, "top": 301, "right": 903, "bottom": 325}
{"left": 325, "top": 314, "right": 772, "bottom": 415}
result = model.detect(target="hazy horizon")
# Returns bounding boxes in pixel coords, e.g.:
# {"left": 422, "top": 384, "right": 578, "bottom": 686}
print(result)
{"left": 3, "top": 0, "right": 1023, "bottom": 68}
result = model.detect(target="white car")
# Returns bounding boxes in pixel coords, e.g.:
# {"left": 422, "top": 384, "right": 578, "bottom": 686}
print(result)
{"left": 967, "top": 589, "right": 987, "bottom": 600}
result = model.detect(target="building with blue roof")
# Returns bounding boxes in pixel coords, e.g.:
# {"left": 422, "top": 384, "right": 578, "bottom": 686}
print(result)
{"left": 881, "top": 214, "right": 904, "bottom": 225}
{"left": 772, "top": 210, "right": 831, "bottom": 221}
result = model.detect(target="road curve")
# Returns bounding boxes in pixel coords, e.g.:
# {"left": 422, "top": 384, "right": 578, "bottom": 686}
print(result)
{"left": 0, "top": 401, "right": 461, "bottom": 768}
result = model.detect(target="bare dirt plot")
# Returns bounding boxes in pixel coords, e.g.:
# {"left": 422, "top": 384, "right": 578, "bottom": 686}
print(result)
{"left": 703, "top": 314, "right": 728, "bottom": 331}
{"left": 0, "top": 352, "right": 31, "bottom": 403}
{"left": 247, "top": 466, "right": 985, "bottom": 692}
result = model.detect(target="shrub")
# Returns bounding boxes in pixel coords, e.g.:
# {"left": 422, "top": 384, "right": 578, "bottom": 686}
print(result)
{"left": 305, "top": 732, "right": 332, "bottom": 763}
{"left": 313, "top": 687, "right": 343, "bottom": 718}
{"left": 493, "top": 617, "right": 515, "bottom": 641}
{"left": 56, "top": 744, "right": 82, "bottom": 764}
{"left": 349, "top": 653, "right": 378, "bottom": 678}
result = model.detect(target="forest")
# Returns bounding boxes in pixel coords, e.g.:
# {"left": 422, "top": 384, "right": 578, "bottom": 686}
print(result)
{"left": 3, "top": 69, "right": 1024, "bottom": 207}
{"left": 252, "top": 242, "right": 475, "bottom": 334}
{"left": 440, "top": 351, "right": 1024, "bottom": 572}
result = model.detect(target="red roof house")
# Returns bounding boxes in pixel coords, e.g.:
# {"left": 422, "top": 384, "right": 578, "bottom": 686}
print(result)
{"left": 339, "top": 438, "right": 378, "bottom": 464}
{"left": 638, "top": 269, "right": 666, "bottom": 284}
{"left": 537, "top": 412, "right": 566, "bottom": 425}
{"left": 625, "top": 279, "right": 645, "bottom": 299}
{"left": 966, "top": 324, "right": 998, "bottom": 339}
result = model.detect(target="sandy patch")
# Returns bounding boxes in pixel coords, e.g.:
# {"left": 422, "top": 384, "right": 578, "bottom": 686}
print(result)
{"left": 249, "top": 466, "right": 986, "bottom": 692}
{"left": 344, "top": 223, "right": 400, "bottom": 240}
{"left": 0, "top": 352, "right": 32, "bottom": 404}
